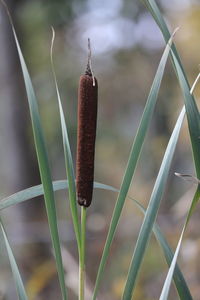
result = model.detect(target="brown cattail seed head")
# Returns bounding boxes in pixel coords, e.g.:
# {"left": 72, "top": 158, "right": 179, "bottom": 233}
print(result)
{"left": 76, "top": 74, "right": 98, "bottom": 207}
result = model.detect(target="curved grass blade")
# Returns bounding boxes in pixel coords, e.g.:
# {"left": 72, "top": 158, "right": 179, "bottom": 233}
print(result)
{"left": 159, "top": 227, "right": 185, "bottom": 300}
{"left": 159, "top": 188, "right": 200, "bottom": 300}
{"left": 158, "top": 74, "right": 200, "bottom": 299}
{"left": 50, "top": 28, "right": 81, "bottom": 253}
{"left": 0, "top": 181, "right": 116, "bottom": 211}
{"left": 92, "top": 32, "right": 174, "bottom": 300}
{"left": 98, "top": 183, "right": 193, "bottom": 300}
{"left": 0, "top": 181, "right": 192, "bottom": 299}
{"left": 171, "top": 52, "right": 200, "bottom": 178}
{"left": 151, "top": 218, "right": 192, "bottom": 300}
{"left": 141, "top": 0, "right": 200, "bottom": 178}
{"left": 122, "top": 107, "right": 185, "bottom": 299}
{"left": 129, "top": 193, "right": 192, "bottom": 300}
{"left": 1, "top": 5, "right": 67, "bottom": 298}
{"left": 0, "top": 180, "right": 69, "bottom": 210}
{"left": 0, "top": 218, "right": 28, "bottom": 300}
{"left": 139, "top": 3, "right": 200, "bottom": 297}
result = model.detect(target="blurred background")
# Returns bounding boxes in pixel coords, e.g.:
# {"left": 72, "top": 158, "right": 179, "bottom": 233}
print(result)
{"left": 0, "top": 0, "right": 200, "bottom": 299}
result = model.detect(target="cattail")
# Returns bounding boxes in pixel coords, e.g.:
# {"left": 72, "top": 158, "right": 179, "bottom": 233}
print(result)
{"left": 76, "top": 39, "right": 98, "bottom": 207}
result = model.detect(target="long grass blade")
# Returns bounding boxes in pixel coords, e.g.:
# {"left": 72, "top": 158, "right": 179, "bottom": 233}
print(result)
{"left": 151, "top": 218, "right": 192, "bottom": 300}
{"left": 0, "top": 218, "right": 28, "bottom": 300}
{"left": 1, "top": 4, "right": 67, "bottom": 298}
{"left": 50, "top": 28, "right": 81, "bottom": 253}
{"left": 92, "top": 32, "right": 174, "bottom": 300}
{"left": 171, "top": 53, "right": 200, "bottom": 177}
{"left": 129, "top": 193, "right": 192, "bottom": 300}
{"left": 138, "top": 3, "right": 200, "bottom": 298}
{"left": 141, "top": 0, "right": 200, "bottom": 178}
{"left": 159, "top": 188, "right": 200, "bottom": 300}
{"left": 158, "top": 73, "right": 200, "bottom": 299}
{"left": 159, "top": 227, "right": 185, "bottom": 300}
{"left": 140, "top": 2, "right": 200, "bottom": 297}
{"left": 122, "top": 69, "right": 200, "bottom": 300}
{"left": 122, "top": 106, "right": 185, "bottom": 299}
{"left": 0, "top": 181, "right": 69, "bottom": 210}
{"left": 0, "top": 181, "right": 192, "bottom": 299}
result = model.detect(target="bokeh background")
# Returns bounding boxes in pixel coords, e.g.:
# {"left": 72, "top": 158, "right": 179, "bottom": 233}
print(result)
{"left": 0, "top": 0, "right": 200, "bottom": 299}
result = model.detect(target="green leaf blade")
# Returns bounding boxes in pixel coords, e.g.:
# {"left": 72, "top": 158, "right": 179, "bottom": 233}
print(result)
{"left": 50, "top": 30, "right": 81, "bottom": 253}
{"left": 122, "top": 108, "right": 185, "bottom": 299}
{"left": 141, "top": 0, "right": 200, "bottom": 179}
{"left": 159, "top": 188, "right": 200, "bottom": 300}
{"left": 11, "top": 26, "right": 67, "bottom": 300}
{"left": 171, "top": 52, "right": 200, "bottom": 178}
{"left": 0, "top": 219, "right": 28, "bottom": 300}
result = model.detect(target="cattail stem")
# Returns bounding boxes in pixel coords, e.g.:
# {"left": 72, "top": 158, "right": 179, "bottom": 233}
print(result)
{"left": 79, "top": 207, "right": 87, "bottom": 300}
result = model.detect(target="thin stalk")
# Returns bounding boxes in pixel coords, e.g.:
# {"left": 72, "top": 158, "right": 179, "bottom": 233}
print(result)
{"left": 79, "top": 207, "right": 87, "bottom": 300}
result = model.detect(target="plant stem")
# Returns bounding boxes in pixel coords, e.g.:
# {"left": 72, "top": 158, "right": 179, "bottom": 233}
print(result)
{"left": 79, "top": 207, "right": 87, "bottom": 300}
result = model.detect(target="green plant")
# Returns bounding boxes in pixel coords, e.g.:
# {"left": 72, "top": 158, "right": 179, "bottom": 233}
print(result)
{"left": 0, "top": 0, "right": 200, "bottom": 299}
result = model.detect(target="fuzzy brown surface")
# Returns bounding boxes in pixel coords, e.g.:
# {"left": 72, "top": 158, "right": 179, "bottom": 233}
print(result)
{"left": 76, "top": 75, "right": 98, "bottom": 207}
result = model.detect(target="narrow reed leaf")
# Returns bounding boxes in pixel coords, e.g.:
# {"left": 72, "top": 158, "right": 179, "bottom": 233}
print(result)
{"left": 92, "top": 32, "right": 174, "bottom": 300}
{"left": 76, "top": 39, "right": 98, "bottom": 208}
{"left": 0, "top": 181, "right": 192, "bottom": 299}
{"left": 171, "top": 52, "right": 200, "bottom": 178}
{"left": 50, "top": 28, "right": 81, "bottom": 252}
{"left": 0, "top": 181, "right": 115, "bottom": 211}
{"left": 129, "top": 195, "right": 193, "bottom": 300}
{"left": 139, "top": 3, "right": 200, "bottom": 296}
{"left": 159, "top": 228, "right": 185, "bottom": 300}
{"left": 141, "top": 0, "right": 200, "bottom": 178}
{"left": 0, "top": 180, "right": 69, "bottom": 210}
{"left": 165, "top": 58, "right": 200, "bottom": 283}
{"left": 1, "top": 5, "right": 67, "bottom": 299}
{"left": 122, "top": 107, "right": 185, "bottom": 299}
{"left": 151, "top": 219, "right": 192, "bottom": 300}
{"left": 164, "top": 47, "right": 200, "bottom": 299}
{"left": 0, "top": 219, "right": 28, "bottom": 300}
{"left": 159, "top": 188, "right": 200, "bottom": 300}
{"left": 123, "top": 71, "right": 199, "bottom": 300}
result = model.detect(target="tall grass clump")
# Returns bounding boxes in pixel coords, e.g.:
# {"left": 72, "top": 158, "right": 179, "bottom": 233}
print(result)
{"left": 0, "top": 0, "right": 200, "bottom": 299}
